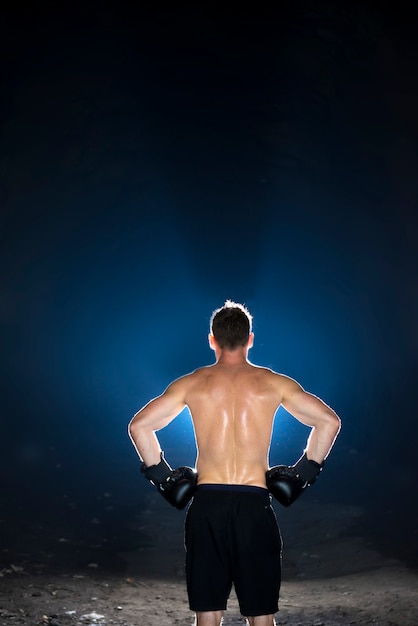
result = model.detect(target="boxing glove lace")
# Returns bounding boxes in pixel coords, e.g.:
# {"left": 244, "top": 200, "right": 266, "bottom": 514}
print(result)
{"left": 266, "top": 453, "right": 323, "bottom": 507}
{"left": 141, "top": 452, "right": 197, "bottom": 510}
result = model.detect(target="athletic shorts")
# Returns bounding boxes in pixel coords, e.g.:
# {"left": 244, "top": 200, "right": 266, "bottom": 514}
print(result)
{"left": 184, "top": 484, "right": 282, "bottom": 617}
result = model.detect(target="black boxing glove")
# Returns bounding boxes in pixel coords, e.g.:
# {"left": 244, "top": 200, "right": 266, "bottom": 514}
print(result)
{"left": 141, "top": 452, "right": 197, "bottom": 510}
{"left": 266, "top": 453, "right": 324, "bottom": 507}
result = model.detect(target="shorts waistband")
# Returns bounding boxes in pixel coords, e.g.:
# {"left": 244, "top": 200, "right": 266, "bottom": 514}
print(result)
{"left": 197, "top": 484, "right": 268, "bottom": 494}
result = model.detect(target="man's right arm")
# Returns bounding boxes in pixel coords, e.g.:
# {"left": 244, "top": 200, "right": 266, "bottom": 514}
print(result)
{"left": 280, "top": 376, "right": 341, "bottom": 464}
{"left": 266, "top": 375, "right": 341, "bottom": 507}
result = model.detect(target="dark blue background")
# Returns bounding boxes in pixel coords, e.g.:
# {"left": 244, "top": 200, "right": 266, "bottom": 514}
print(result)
{"left": 1, "top": 3, "right": 417, "bottom": 565}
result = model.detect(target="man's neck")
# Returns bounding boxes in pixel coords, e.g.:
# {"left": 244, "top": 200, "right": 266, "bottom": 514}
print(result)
{"left": 215, "top": 347, "right": 249, "bottom": 366}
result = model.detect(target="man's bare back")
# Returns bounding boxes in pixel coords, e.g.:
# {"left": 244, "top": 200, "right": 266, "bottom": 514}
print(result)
{"left": 130, "top": 338, "right": 339, "bottom": 488}
{"left": 181, "top": 361, "right": 284, "bottom": 488}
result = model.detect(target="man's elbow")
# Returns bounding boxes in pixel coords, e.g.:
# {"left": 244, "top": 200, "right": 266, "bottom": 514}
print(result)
{"left": 128, "top": 414, "right": 143, "bottom": 440}
{"left": 326, "top": 411, "right": 341, "bottom": 438}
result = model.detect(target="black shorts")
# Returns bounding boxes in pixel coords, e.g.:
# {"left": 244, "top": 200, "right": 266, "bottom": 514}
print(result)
{"left": 185, "top": 484, "right": 282, "bottom": 617}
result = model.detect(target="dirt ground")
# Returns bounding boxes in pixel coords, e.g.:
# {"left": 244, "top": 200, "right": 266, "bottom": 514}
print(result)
{"left": 1, "top": 492, "right": 417, "bottom": 625}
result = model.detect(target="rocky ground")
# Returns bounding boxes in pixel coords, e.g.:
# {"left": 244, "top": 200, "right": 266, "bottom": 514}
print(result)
{"left": 1, "top": 491, "right": 417, "bottom": 625}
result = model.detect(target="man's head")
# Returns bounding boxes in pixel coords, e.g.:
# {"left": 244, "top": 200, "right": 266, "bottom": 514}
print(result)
{"left": 209, "top": 300, "right": 253, "bottom": 350}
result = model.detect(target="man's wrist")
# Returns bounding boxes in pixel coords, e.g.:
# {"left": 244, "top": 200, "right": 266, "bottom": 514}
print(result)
{"left": 141, "top": 452, "right": 173, "bottom": 485}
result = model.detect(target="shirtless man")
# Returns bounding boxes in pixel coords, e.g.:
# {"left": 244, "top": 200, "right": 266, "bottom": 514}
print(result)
{"left": 128, "top": 301, "right": 341, "bottom": 626}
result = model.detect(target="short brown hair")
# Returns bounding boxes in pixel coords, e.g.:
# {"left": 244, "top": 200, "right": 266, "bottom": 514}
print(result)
{"left": 210, "top": 300, "right": 253, "bottom": 350}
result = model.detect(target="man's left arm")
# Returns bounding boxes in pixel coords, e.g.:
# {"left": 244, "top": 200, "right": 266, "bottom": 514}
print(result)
{"left": 128, "top": 378, "right": 187, "bottom": 466}
{"left": 128, "top": 377, "right": 197, "bottom": 510}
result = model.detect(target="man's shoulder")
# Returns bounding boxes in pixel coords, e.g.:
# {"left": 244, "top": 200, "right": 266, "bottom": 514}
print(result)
{"left": 248, "top": 363, "right": 285, "bottom": 377}
{"left": 184, "top": 364, "right": 214, "bottom": 376}
{"left": 249, "top": 365, "right": 296, "bottom": 389}
{"left": 171, "top": 365, "right": 213, "bottom": 385}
